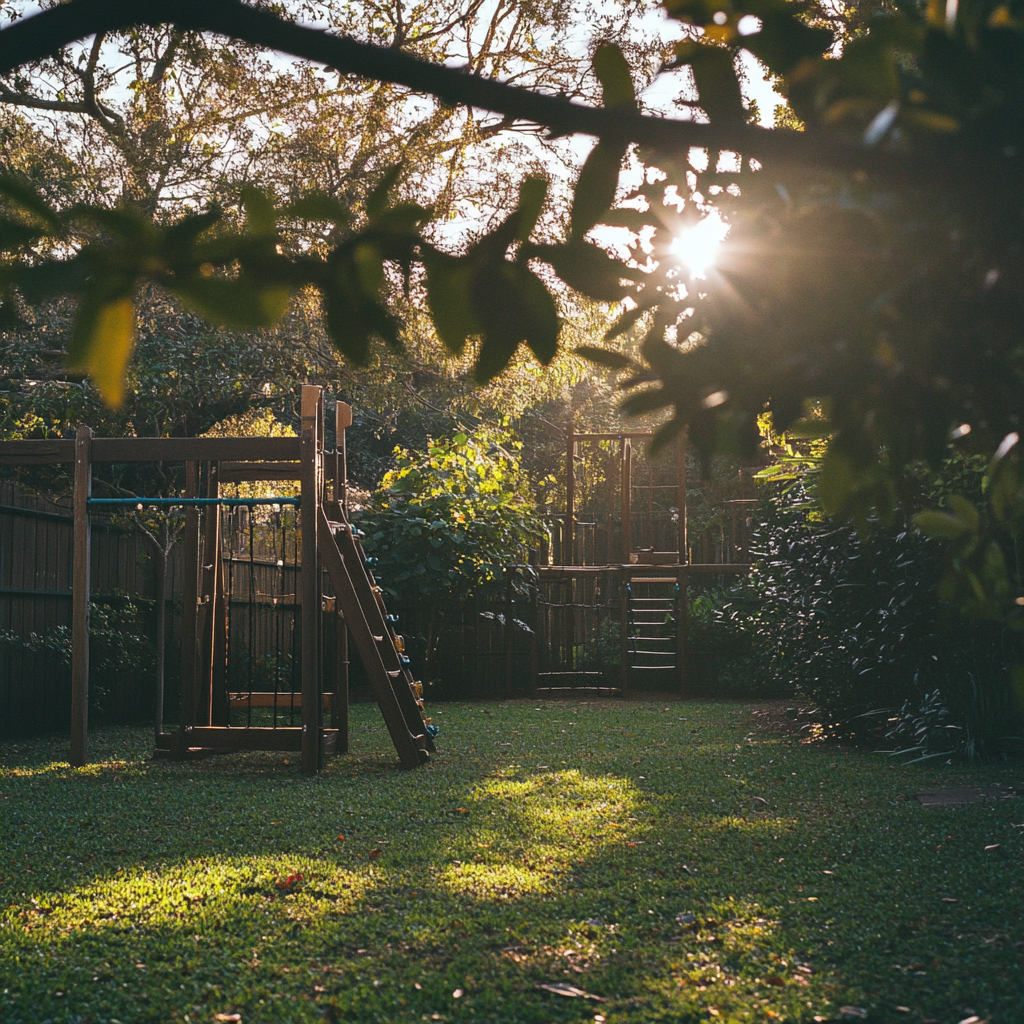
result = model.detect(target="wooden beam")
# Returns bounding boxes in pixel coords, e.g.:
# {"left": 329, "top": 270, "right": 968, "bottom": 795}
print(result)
{"left": 218, "top": 461, "right": 301, "bottom": 482}
{"left": 184, "top": 726, "right": 303, "bottom": 751}
{"left": 300, "top": 384, "right": 322, "bottom": 775}
{"left": 0, "top": 439, "right": 75, "bottom": 464}
{"left": 621, "top": 439, "right": 632, "bottom": 562}
{"left": 197, "top": 462, "right": 221, "bottom": 726}
{"left": 70, "top": 425, "right": 92, "bottom": 768}
{"left": 92, "top": 437, "right": 300, "bottom": 463}
{"left": 177, "top": 461, "right": 201, "bottom": 743}
{"left": 564, "top": 413, "right": 574, "bottom": 566}
{"left": 228, "top": 692, "right": 334, "bottom": 709}
{"left": 572, "top": 431, "right": 654, "bottom": 441}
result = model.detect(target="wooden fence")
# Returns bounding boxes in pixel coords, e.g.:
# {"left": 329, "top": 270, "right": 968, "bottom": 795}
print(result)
{"left": 2, "top": 481, "right": 756, "bottom": 738}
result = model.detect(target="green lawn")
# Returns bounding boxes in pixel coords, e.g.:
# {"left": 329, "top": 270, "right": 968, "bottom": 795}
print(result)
{"left": 1, "top": 699, "right": 1021, "bottom": 1024}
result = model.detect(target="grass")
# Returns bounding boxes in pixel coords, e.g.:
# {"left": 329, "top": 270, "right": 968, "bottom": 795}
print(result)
{"left": 1, "top": 698, "right": 1022, "bottom": 1024}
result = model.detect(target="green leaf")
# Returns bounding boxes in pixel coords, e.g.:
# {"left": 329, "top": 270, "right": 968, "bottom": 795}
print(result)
{"left": 321, "top": 253, "right": 401, "bottom": 364}
{"left": 241, "top": 186, "right": 276, "bottom": 238}
{"left": 674, "top": 43, "right": 745, "bottom": 123}
{"left": 172, "top": 275, "right": 289, "bottom": 328}
{"left": 604, "top": 299, "right": 654, "bottom": 341}
{"left": 0, "top": 217, "right": 46, "bottom": 250}
{"left": 515, "top": 176, "right": 548, "bottom": 244}
{"left": 532, "top": 240, "right": 636, "bottom": 301}
{"left": 593, "top": 43, "right": 636, "bottom": 110}
{"left": 817, "top": 449, "right": 854, "bottom": 517}
{"left": 740, "top": 3, "right": 834, "bottom": 77}
{"left": 571, "top": 140, "right": 626, "bottom": 240}
{"left": 945, "top": 493, "right": 980, "bottom": 531}
{"left": 914, "top": 509, "right": 971, "bottom": 539}
{"left": 69, "top": 294, "right": 137, "bottom": 409}
{"left": 0, "top": 176, "right": 60, "bottom": 231}
{"left": 162, "top": 209, "right": 223, "bottom": 255}
{"left": 366, "top": 164, "right": 403, "bottom": 222}
{"left": 285, "top": 193, "right": 352, "bottom": 227}
{"left": 575, "top": 345, "right": 635, "bottom": 369}
{"left": 424, "top": 253, "right": 481, "bottom": 356}
{"left": 470, "top": 263, "right": 560, "bottom": 381}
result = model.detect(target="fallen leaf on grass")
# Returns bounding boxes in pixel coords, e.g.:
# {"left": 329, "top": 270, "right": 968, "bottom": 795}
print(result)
{"left": 752, "top": 796, "right": 768, "bottom": 805}
{"left": 214, "top": 1015, "right": 242, "bottom": 1022}
{"left": 536, "top": 982, "right": 606, "bottom": 1002}
{"left": 984, "top": 844, "right": 1000, "bottom": 851}
{"left": 453, "top": 988, "right": 464, "bottom": 998}
{"left": 957, "top": 1017, "right": 990, "bottom": 1024}
{"left": 369, "top": 849, "right": 382, "bottom": 859}
{"left": 942, "top": 897, "right": 959, "bottom": 903}
{"left": 839, "top": 1008, "right": 867, "bottom": 1019}
{"left": 766, "top": 975, "right": 785, "bottom": 987}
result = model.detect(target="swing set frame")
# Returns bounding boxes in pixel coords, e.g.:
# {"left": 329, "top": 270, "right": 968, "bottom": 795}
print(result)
{"left": 0, "top": 385, "right": 434, "bottom": 774}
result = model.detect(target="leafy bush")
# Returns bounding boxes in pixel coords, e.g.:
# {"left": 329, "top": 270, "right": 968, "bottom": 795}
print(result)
{"left": 357, "top": 428, "right": 542, "bottom": 605}
{"left": 0, "top": 596, "right": 154, "bottom": 718}
{"left": 749, "top": 475, "right": 1024, "bottom": 756}
{"left": 356, "top": 429, "right": 543, "bottom": 685}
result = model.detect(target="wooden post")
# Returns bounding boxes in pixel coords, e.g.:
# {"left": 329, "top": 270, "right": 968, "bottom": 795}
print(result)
{"left": 621, "top": 439, "right": 632, "bottom": 563}
{"left": 676, "top": 430, "right": 688, "bottom": 564}
{"left": 70, "top": 425, "right": 92, "bottom": 767}
{"left": 333, "top": 612, "right": 349, "bottom": 752}
{"left": 619, "top": 568, "right": 629, "bottom": 697}
{"left": 301, "top": 384, "right": 323, "bottom": 775}
{"left": 336, "top": 401, "right": 352, "bottom": 516}
{"left": 677, "top": 565, "right": 688, "bottom": 696}
{"left": 503, "top": 569, "right": 514, "bottom": 698}
{"left": 564, "top": 413, "right": 574, "bottom": 566}
{"left": 153, "top": 520, "right": 169, "bottom": 741}
{"left": 177, "top": 461, "right": 201, "bottom": 753}
{"left": 198, "top": 462, "right": 221, "bottom": 726}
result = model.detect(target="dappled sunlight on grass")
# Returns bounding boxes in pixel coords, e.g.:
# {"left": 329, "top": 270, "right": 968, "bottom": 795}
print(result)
{"left": 2, "top": 701, "right": 1022, "bottom": 1023}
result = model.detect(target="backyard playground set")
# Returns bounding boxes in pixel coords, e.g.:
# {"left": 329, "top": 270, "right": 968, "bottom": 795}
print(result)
{"left": 0, "top": 388, "right": 754, "bottom": 771}
{"left": 0, "top": 385, "right": 433, "bottom": 774}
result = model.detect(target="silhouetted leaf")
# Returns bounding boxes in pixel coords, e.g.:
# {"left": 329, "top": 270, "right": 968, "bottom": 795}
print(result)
{"left": 366, "top": 164, "right": 403, "bottom": 222}
{"left": 593, "top": 42, "right": 636, "bottom": 110}
{"left": 0, "top": 175, "right": 60, "bottom": 230}
{"left": 571, "top": 140, "right": 626, "bottom": 240}
{"left": 575, "top": 345, "right": 634, "bottom": 369}
{"left": 674, "top": 43, "right": 745, "bottom": 122}
{"left": 242, "top": 186, "right": 276, "bottom": 238}
{"left": 424, "top": 252, "right": 480, "bottom": 356}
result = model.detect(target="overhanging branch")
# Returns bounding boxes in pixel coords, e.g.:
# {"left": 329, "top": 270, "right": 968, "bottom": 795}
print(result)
{"left": 0, "top": 0, "right": 1019, "bottom": 188}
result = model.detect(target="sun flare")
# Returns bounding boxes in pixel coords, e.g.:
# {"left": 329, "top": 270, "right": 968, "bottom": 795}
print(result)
{"left": 670, "top": 211, "right": 730, "bottom": 278}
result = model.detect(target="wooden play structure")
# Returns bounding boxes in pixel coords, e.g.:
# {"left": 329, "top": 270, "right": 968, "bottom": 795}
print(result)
{"left": 532, "top": 417, "right": 756, "bottom": 696}
{"left": 0, "top": 385, "right": 434, "bottom": 773}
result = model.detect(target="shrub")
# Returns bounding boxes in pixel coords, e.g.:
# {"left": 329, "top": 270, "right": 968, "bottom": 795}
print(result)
{"left": 749, "top": 475, "right": 1024, "bottom": 756}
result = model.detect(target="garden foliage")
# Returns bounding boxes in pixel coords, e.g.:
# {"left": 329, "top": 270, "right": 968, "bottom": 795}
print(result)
{"left": 357, "top": 427, "right": 542, "bottom": 606}
{"left": 744, "top": 459, "right": 1024, "bottom": 758}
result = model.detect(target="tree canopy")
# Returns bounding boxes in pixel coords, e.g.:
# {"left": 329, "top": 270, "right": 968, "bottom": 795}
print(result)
{"left": 0, "top": 0, "right": 1021, "bottom": 562}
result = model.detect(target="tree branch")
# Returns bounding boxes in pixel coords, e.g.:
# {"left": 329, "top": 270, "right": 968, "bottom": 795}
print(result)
{"left": 0, "top": 0, "right": 1018, "bottom": 188}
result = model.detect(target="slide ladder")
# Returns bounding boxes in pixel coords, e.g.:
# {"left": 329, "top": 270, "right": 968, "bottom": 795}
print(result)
{"left": 626, "top": 576, "right": 679, "bottom": 685}
{"left": 318, "top": 499, "right": 435, "bottom": 770}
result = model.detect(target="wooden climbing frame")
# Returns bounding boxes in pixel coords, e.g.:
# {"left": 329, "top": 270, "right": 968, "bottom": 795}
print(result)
{"left": 0, "top": 385, "right": 434, "bottom": 773}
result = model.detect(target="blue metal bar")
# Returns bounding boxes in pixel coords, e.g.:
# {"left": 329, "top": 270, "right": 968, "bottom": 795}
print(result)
{"left": 87, "top": 497, "right": 300, "bottom": 508}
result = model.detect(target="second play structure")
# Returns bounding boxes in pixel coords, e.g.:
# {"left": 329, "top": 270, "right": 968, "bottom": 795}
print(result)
{"left": 0, "top": 385, "right": 433, "bottom": 774}
{"left": 531, "top": 417, "right": 755, "bottom": 696}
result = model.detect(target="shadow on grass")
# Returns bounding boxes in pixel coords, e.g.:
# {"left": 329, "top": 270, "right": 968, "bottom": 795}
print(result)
{"left": 2, "top": 702, "right": 1023, "bottom": 1024}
